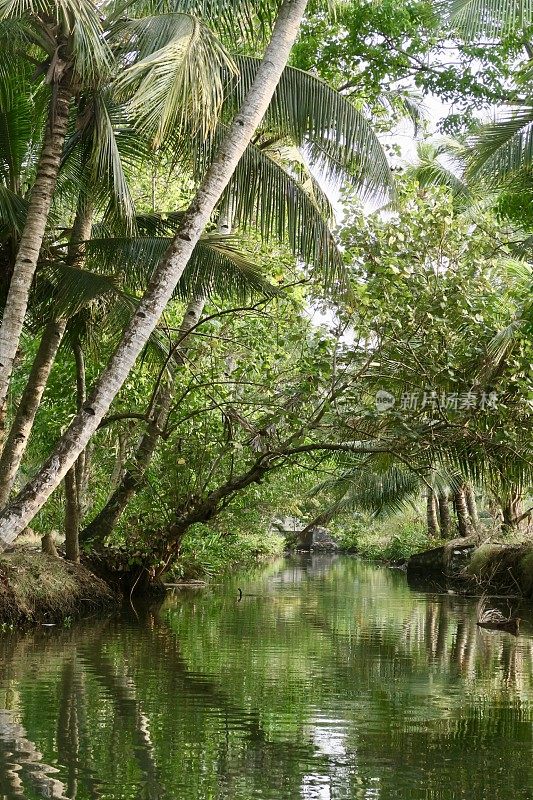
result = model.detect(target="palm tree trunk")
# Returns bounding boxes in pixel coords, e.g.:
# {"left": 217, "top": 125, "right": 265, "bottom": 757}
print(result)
{"left": 80, "top": 294, "right": 206, "bottom": 545}
{"left": 64, "top": 340, "right": 86, "bottom": 562}
{"left": 64, "top": 467, "right": 80, "bottom": 562}
{"left": 464, "top": 483, "right": 480, "bottom": 531}
{"left": 0, "top": 318, "right": 67, "bottom": 508}
{"left": 0, "top": 0, "right": 308, "bottom": 547}
{"left": 437, "top": 491, "right": 451, "bottom": 538}
{"left": 0, "top": 193, "right": 92, "bottom": 510}
{"left": 501, "top": 489, "right": 523, "bottom": 532}
{"left": 0, "top": 79, "right": 72, "bottom": 444}
{"left": 454, "top": 486, "right": 471, "bottom": 538}
{"left": 426, "top": 488, "right": 439, "bottom": 538}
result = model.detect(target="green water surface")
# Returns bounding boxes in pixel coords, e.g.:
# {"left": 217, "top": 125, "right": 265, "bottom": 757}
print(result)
{"left": 0, "top": 555, "right": 532, "bottom": 799}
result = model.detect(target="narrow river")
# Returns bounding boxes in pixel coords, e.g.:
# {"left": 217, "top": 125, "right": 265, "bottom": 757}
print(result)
{"left": 0, "top": 555, "right": 532, "bottom": 799}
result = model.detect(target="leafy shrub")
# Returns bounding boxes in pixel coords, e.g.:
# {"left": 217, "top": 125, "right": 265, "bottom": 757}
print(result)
{"left": 337, "top": 513, "right": 436, "bottom": 561}
{"left": 171, "top": 524, "right": 285, "bottom": 580}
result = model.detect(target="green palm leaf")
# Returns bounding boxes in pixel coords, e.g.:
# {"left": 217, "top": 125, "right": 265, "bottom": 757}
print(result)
{"left": 229, "top": 56, "right": 391, "bottom": 198}
{"left": 406, "top": 140, "right": 470, "bottom": 202}
{"left": 113, "top": 12, "right": 236, "bottom": 145}
{"left": 0, "top": 0, "right": 111, "bottom": 83}
{"left": 109, "top": 0, "right": 276, "bottom": 44}
{"left": 447, "top": 0, "right": 533, "bottom": 36}
{"left": 0, "top": 184, "right": 28, "bottom": 235}
{"left": 187, "top": 125, "right": 344, "bottom": 285}
{"left": 466, "top": 108, "right": 533, "bottom": 183}
{"left": 312, "top": 463, "right": 422, "bottom": 518}
{"left": 85, "top": 224, "right": 277, "bottom": 301}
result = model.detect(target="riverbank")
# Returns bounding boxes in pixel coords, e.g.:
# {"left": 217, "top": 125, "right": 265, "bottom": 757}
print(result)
{"left": 0, "top": 524, "right": 285, "bottom": 625}
{"left": 2, "top": 527, "right": 532, "bottom": 628}
{"left": 404, "top": 538, "right": 533, "bottom": 599}
{"left": 0, "top": 550, "right": 117, "bottom": 625}
{"left": 337, "top": 515, "right": 533, "bottom": 600}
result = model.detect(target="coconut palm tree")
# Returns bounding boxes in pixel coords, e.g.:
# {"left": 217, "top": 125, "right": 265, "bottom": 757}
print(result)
{"left": 0, "top": 0, "right": 404, "bottom": 545}
{"left": 0, "top": 0, "right": 112, "bottom": 433}
{"left": 0, "top": 0, "right": 315, "bottom": 545}
{"left": 0, "top": 0, "right": 255, "bottom": 445}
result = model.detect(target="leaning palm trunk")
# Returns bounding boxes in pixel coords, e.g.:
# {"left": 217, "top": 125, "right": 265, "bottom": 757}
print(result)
{"left": 0, "top": 318, "right": 67, "bottom": 508}
{"left": 80, "top": 293, "right": 206, "bottom": 545}
{"left": 0, "top": 0, "right": 309, "bottom": 547}
{"left": 0, "top": 79, "right": 72, "bottom": 443}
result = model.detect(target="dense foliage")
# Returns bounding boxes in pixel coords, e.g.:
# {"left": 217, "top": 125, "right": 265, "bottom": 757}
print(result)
{"left": 0, "top": 0, "right": 531, "bottom": 584}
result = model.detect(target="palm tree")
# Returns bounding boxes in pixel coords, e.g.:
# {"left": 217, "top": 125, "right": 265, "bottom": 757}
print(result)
{"left": 0, "top": 0, "right": 251, "bottom": 448}
{"left": 0, "top": 0, "right": 315, "bottom": 546}
{"left": 0, "top": 0, "right": 111, "bottom": 435}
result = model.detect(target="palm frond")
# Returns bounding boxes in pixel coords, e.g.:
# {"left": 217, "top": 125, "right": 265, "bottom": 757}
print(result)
{"left": 46, "top": 262, "right": 125, "bottom": 318}
{"left": 447, "top": 0, "right": 533, "bottom": 36}
{"left": 0, "top": 56, "right": 39, "bottom": 192}
{"left": 228, "top": 56, "right": 391, "bottom": 199}
{"left": 108, "top": 0, "right": 276, "bottom": 44}
{"left": 312, "top": 463, "right": 421, "bottom": 518}
{"left": 407, "top": 159, "right": 470, "bottom": 203}
{"left": 378, "top": 89, "right": 427, "bottom": 136}
{"left": 113, "top": 12, "right": 236, "bottom": 145}
{"left": 261, "top": 141, "right": 334, "bottom": 221}
{"left": 187, "top": 124, "right": 345, "bottom": 286}
{"left": 90, "top": 92, "right": 139, "bottom": 223}
{"left": 0, "top": 0, "right": 112, "bottom": 83}
{"left": 0, "top": 184, "right": 28, "bottom": 234}
{"left": 85, "top": 227, "right": 277, "bottom": 301}
{"left": 466, "top": 108, "right": 533, "bottom": 183}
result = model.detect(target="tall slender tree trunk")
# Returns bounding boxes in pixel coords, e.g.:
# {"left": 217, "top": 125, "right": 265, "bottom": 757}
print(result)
{"left": 64, "top": 341, "right": 86, "bottom": 562}
{"left": 438, "top": 491, "right": 451, "bottom": 538}
{"left": 426, "top": 488, "right": 439, "bottom": 538}
{"left": 0, "top": 79, "right": 72, "bottom": 443}
{"left": 0, "top": 318, "right": 66, "bottom": 508}
{"left": 0, "top": 198, "right": 92, "bottom": 511}
{"left": 454, "top": 486, "right": 471, "bottom": 538}
{"left": 64, "top": 468, "right": 80, "bottom": 562}
{"left": 0, "top": 0, "right": 309, "bottom": 547}
{"left": 464, "top": 483, "right": 480, "bottom": 532}
{"left": 80, "top": 294, "right": 206, "bottom": 545}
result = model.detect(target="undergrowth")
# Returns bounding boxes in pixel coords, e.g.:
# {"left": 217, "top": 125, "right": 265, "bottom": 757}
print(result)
{"left": 336, "top": 514, "right": 438, "bottom": 561}
{"left": 171, "top": 525, "right": 285, "bottom": 580}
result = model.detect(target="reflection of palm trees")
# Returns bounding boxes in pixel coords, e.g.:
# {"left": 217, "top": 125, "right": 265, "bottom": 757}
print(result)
{"left": 57, "top": 658, "right": 80, "bottom": 800}
{"left": 0, "top": 708, "right": 68, "bottom": 799}
{"left": 0, "top": 560, "right": 532, "bottom": 800}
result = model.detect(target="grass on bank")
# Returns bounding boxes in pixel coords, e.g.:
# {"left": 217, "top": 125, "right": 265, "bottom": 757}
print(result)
{"left": 0, "top": 550, "right": 116, "bottom": 624}
{"left": 171, "top": 525, "right": 286, "bottom": 580}
{"left": 464, "top": 541, "right": 533, "bottom": 598}
{"left": 334, "top": 512, "right": 440, "bottom": 561}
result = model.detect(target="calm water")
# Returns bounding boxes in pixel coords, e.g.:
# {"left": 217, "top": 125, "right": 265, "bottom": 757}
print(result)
{"left": 0, "top": 555, "right": 532, "bottom": 800}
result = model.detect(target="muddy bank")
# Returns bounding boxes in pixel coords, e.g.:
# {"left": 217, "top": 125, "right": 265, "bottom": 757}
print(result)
{"left": 407, "top": 540, "right": 533, "bottom": 599}
{"left": 0, "top": 550, "right": 117, "bottom": 624}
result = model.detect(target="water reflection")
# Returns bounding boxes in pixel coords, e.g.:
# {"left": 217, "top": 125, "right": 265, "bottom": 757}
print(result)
{"left": 0, "top": 556, "right": 531, "bottom": 800}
